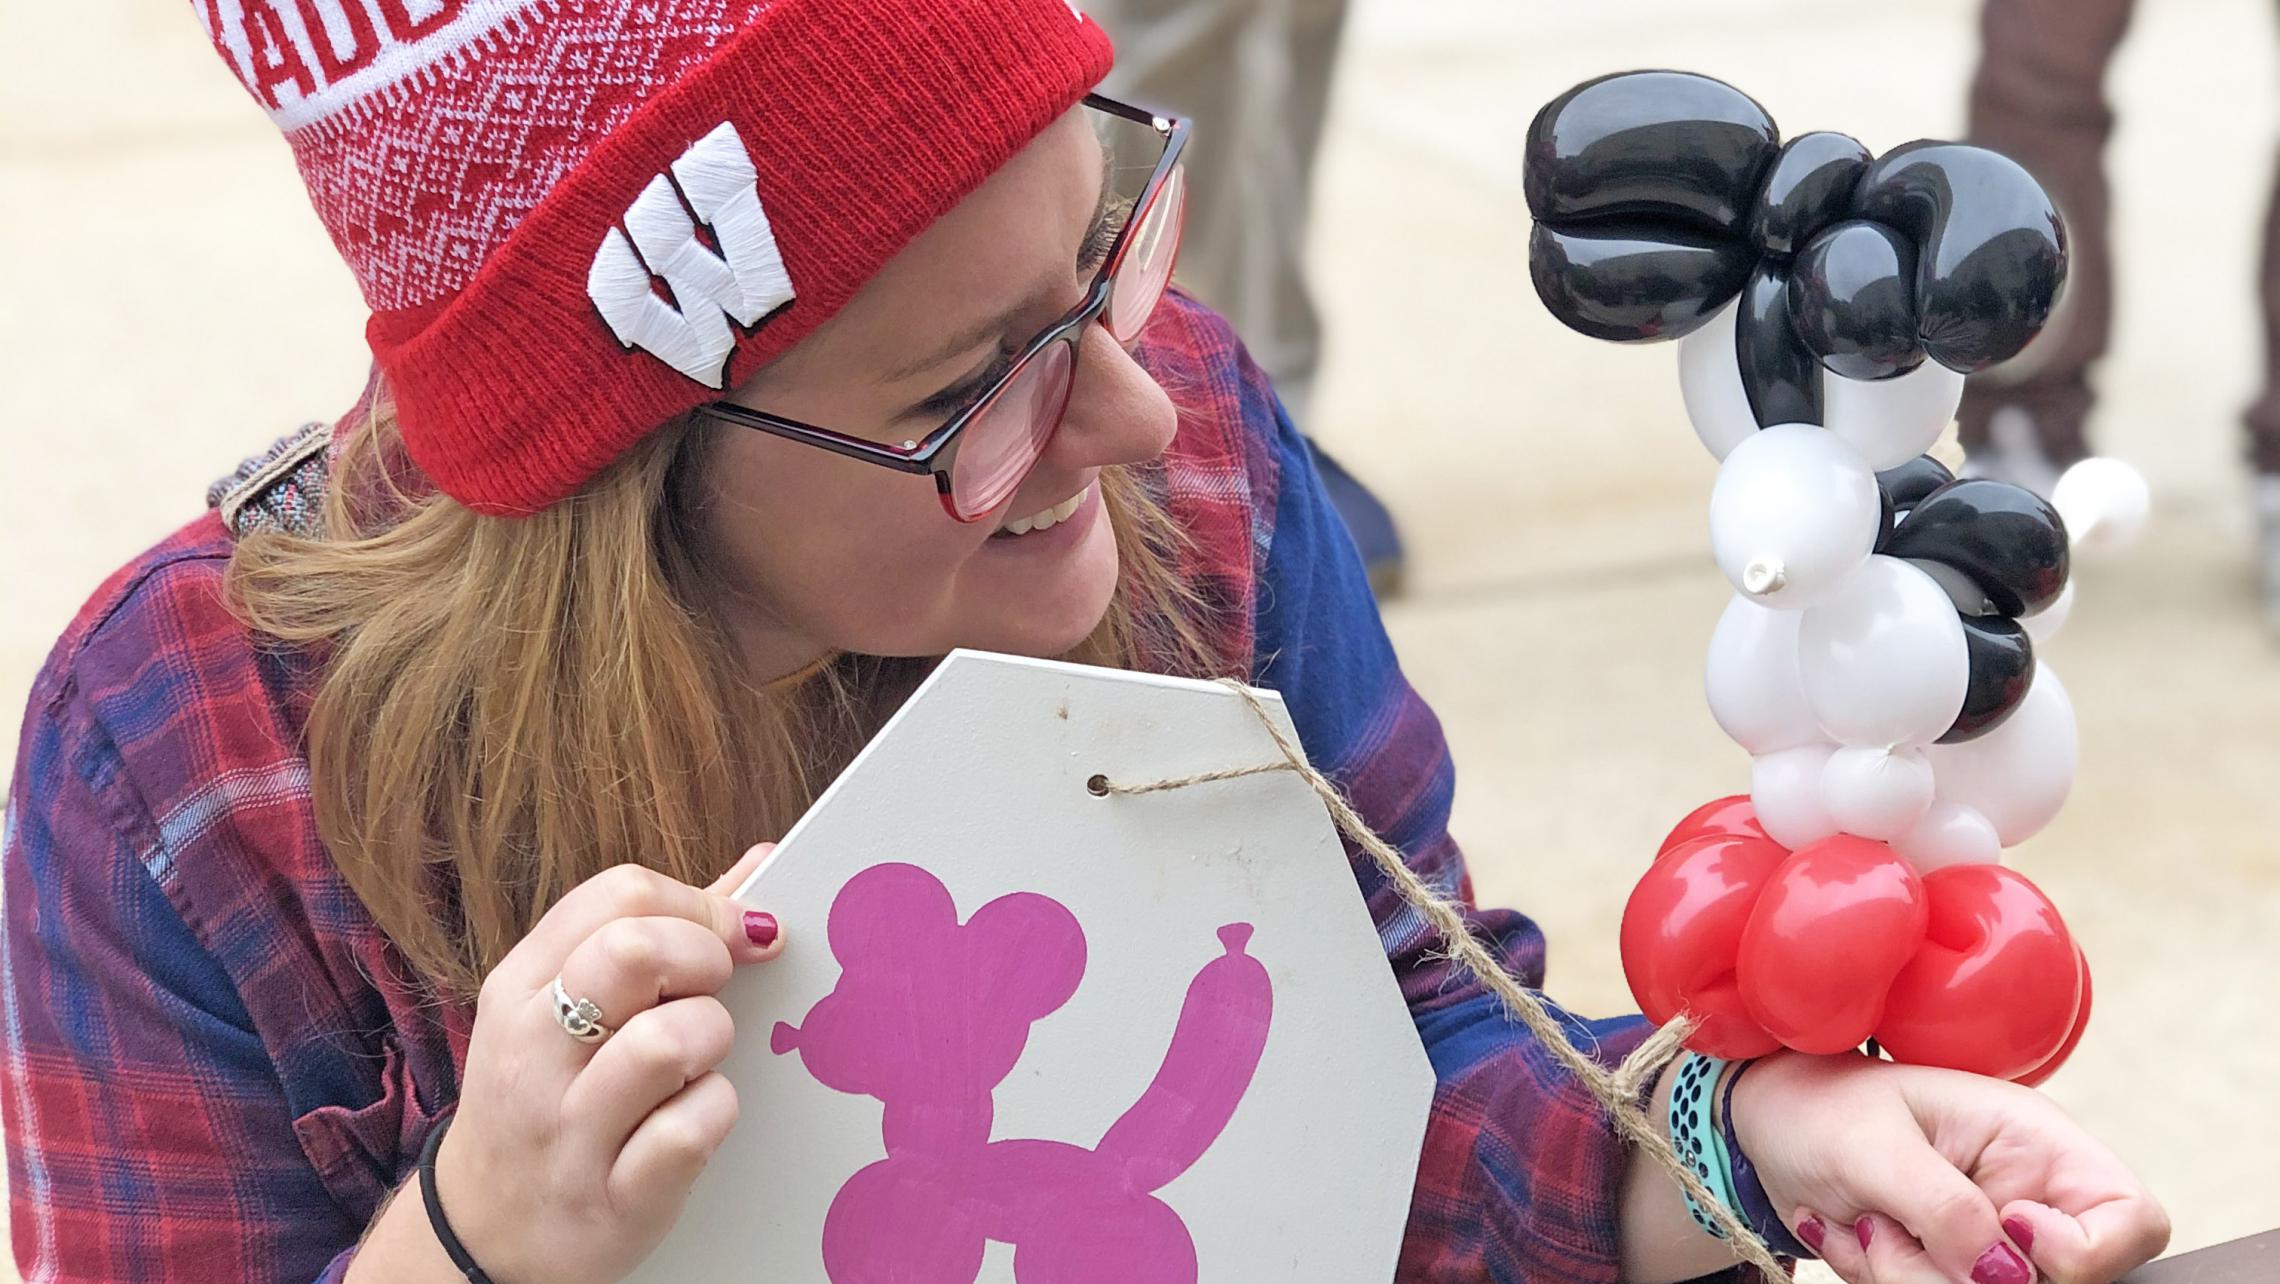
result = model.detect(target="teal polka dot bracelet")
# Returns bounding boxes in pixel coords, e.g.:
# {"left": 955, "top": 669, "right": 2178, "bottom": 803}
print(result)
{"left": 1669, "top": 1050, "right": 1742, "bottom": 1238}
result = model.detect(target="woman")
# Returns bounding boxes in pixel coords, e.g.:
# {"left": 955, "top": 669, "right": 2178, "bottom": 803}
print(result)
{"left": 3, "top": 0, "right": 2168, "bottom": 1281}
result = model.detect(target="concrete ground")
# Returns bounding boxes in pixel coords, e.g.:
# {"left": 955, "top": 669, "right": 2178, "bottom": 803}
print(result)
{"left": 3, "top": 0, "right": 2275, "bottom": 1277}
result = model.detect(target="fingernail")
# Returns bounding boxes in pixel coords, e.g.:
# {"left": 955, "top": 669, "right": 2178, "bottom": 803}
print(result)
{"left": 744, "top": 911, "right": 779, "bottom": 948}
{"left": 1855, "top": 1217, "right": 1875, "bottom": 1250}
{"left": 1972, "top": 1242, "right": 2032, "bottom": 1284}
{"left": 2003, "top": 1216, "right": 2036, "bottom": 1254}
{"left": 1796, "top": 1216, "right": 1826, "bottom": 1254}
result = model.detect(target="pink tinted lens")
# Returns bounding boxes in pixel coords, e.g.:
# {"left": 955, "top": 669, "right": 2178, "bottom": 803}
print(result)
{"left": 949, "top": 339, "right": 1074, "bottom": 519}
{"left": 1107, "top": 164, "right": 1186, "bottom": 343}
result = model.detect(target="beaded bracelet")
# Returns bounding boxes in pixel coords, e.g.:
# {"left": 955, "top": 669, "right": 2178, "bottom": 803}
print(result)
{"left": 1717, "top": 1058, "right": 1816, "bottom": 1259}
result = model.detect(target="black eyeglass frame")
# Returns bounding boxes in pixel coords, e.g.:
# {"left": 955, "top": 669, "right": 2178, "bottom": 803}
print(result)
{"left": 696, "top": 92, "right": 1191, "bottom": 522}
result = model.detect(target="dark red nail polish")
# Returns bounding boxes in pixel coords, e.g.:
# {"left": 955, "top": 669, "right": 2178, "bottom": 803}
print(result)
{"left": 1972, "top": 1242, "right": 2032, "bottom": 1284}
{"left": 1796, "top": 1216, "right": 1826, "bottom": 1254}
{"left": 744, "top": 911, "right": 779, "bottom": 947}
{"left": 2003, "top": 1216, "right": 2036, "bottom": 1254}
{"left": 1855, "top": 1217, "right": 1875, "bottom": 1250}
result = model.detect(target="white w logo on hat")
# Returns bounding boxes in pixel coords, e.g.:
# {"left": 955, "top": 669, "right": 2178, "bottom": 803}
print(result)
{"left": 587, "top": 121, "right": 798, "bottom": 389}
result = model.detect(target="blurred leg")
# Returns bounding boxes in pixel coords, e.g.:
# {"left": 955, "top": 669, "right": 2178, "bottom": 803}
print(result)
{"left": 1092, "top": 0, "right": 1404, "bottom": 593}
{"left": 2249, "top": 138, "right": 2280, "bottom": 474}
{"left": 1092, "top": 0, "right": 1345, "bottom": 413}
{"left": 1956, "top": 0, "right": 2136, "bottom": 479}
{"left": 2252, "top": 96, "right": 2280, "bottom": 624}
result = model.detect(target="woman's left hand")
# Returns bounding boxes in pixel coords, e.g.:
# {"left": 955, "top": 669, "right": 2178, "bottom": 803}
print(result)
{"left": 1731, "top": 1050, "right": 2169, "bottom": 1284}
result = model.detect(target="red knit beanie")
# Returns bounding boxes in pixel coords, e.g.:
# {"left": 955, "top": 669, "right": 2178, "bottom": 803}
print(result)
{"left": 193, "top": 0, "right": 1115, "bottom": 515}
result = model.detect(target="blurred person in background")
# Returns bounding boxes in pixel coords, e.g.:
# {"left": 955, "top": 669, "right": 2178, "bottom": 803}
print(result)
{"left": 1963, "top": 0, "right": 2280, "bottom": 625}
{"left": 1089, "top": 0, "right": 1407, "bottom": 595}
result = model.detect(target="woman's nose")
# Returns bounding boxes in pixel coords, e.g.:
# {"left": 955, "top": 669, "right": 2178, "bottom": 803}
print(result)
{"left": 1043, "top": 320, "right": 1179, "bottom": 471}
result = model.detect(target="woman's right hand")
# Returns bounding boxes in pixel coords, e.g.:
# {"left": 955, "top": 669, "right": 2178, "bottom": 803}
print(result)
{"left": 1734, "top": 1051, "right": 2168, "bottom": 1284}
{"left": 373, "top": 845, "right": 786, "bottom": 1284}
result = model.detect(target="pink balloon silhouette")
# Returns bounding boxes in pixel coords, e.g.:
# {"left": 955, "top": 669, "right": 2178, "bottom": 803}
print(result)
{"left": 772, "top": 863, "right": 1273, "bottom": 1283}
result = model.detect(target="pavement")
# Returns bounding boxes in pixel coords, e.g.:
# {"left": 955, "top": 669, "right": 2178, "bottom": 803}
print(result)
{"left": 3, "top": 0, "right": 2276, "bottom": 1276}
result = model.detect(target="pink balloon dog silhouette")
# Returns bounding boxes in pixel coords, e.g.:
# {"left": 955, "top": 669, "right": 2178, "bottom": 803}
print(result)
{"left": 771, "top": 862, "right": 1274, "bottom": 1283}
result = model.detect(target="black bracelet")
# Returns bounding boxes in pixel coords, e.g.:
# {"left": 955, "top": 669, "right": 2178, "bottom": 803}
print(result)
{"left": 1717, "top": 1060, "right": 1815, "bottom": 1260}
{"left": 418, "top": 1113, "right": 497, "bottom": 1284}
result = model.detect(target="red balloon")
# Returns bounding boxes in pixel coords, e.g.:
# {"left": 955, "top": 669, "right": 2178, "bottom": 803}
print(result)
{"left": 1876, "top": 864, "right": 2080, "bottom": 1080}
{"left": 2015, "top": 941, "right": 2092, "bottom": 1088}
{"left": 1621, "top": 831, "right": 1787, "bottom": 1058}
{"left": 1658, "top": 795, "right": 1771, "bottom": 859}
{"left": 1737, "top": 836, "right": 1928, "bottom": 1055}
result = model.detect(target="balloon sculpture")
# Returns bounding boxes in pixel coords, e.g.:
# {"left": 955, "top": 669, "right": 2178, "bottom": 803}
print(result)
{"left": 1528, "top": 71, "right": 2094, "bottom": 1083}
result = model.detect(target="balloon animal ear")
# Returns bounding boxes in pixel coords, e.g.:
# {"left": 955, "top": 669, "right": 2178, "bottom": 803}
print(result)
{"left": 826, "top": 862, "right": 959, "bottom": 966}
{"left": 963, "top": 891, "right": 1087, "bottom": 1023}
{"left": 1847, "top": 143, "right": 2068, "bottom": 373}
{"left": 1524, "top": 70, "right": 1776, "bottom": 345}
{"left": 1786, "top": 219, "right": 1921, "bottom": 381}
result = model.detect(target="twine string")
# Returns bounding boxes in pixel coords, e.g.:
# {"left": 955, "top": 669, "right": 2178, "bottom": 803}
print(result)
{"left": 1095, "top": 679, "right": 1788, "bottom": 1280}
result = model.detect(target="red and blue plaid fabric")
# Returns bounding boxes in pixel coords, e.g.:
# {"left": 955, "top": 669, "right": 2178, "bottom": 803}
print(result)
{"left": 5, "top": 294, "right": 1657, "bottom": 1282}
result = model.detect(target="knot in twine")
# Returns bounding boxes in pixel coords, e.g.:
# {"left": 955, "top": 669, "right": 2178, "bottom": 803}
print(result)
{"left": 1096, "top": 680, "right": 1787, "bottom": 1280}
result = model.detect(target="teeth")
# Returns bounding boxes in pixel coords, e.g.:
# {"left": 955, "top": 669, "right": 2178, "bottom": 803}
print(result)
{"left": 1000, "top": 487, "right": 1088, "bottom": 537}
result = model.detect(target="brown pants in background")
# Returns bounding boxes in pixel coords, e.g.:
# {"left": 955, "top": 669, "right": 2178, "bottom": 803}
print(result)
{"left": 1088, "top": 0, "right": 1348, "bottom": 423}
{"left": 1962, "top": 0, "right": 2280, "bottom": 473}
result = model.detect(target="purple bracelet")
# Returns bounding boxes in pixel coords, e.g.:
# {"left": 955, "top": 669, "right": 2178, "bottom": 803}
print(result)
{"left": 1719, "top": 1059, "right": 1816, "bottom": 1260}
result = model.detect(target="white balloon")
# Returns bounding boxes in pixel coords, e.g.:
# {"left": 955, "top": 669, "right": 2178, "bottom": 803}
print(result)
{"left": 1677, "top": 300, "right": 1758, "bottom": 460}
{"left": 1710, "top": 424, "right": 1880, "bottom": 608}
{"left": 2022, "top": 581, "right": 2075, "bottom": 645}
{"left": 2052, "top": 457, "right": 2150, "bottom": 557}
{"left": 1821, "top": 745, "right": 1936, "bottom": 839}
{"left": 1796, "top": 556, "right": 1970, "bottom": 748}
{"left": 1892, "top": 801, "right": 2005, "bottom": 873}
{"left": 1705, "top": 595, "right": 1820, "bottom": 754}
{"left": 1822, "top": 359, "right": 1966, "bottom": 469}
{"left": 1928, "top": 667, "right": 2078, "bottom": 846}
{"left": 1752, "top": 743, "right": 1840, "bottom": 850}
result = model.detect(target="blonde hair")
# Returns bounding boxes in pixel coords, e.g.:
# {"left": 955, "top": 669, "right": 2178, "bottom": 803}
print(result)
{"left": 229, "top": 399, "right": 1215, "bottom": 998}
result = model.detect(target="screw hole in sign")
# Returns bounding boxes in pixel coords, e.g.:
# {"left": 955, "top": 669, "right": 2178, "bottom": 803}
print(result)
{"left": 1086, "top": 773, "right": 1111, "bottom": 797}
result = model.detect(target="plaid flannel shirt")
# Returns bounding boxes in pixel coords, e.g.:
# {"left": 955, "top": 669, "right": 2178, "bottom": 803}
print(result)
{"left": 4, "top": 294, "right": 1656, "bottom": 1282}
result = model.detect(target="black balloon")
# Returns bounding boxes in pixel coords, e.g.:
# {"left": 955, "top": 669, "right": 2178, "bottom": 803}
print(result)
{"left": 1849, "top": 142, "right": 2068, "bottom": 371}
{"left": 1524, "top": 71, "right": 2069, "bottom": 433}
{"left": 1788, "top": 219, "right": 1923, "bottom": 380}
{"left": 1944, "top": 615, "right": 2036, "bottom": 743}
{"left": 1527, "top": 222, "right": 1755, "bottom": 342}
{"left": 1736, "top": 262, "right": 1823, "bottom": 425}
{"left": 1524, "top": 71, "right": 1777, "bottom": 233}
{"left": 1750, "top": 132, "right": 1873, "bottom": 258}
{"left": 1883, "top": 479, "right": 2070, "bottom": 617}
{"left": 1877, "top": 455, "right": 1956, "bottom": 518}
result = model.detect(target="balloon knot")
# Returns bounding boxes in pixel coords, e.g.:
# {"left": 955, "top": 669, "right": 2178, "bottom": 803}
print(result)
{"left": 1743, "top": 558, "right": 1789, "bottom": 595}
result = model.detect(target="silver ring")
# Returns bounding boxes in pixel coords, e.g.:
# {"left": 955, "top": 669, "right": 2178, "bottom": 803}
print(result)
{"left": 550, "top": 977, "right": 612, "bottom": 1044}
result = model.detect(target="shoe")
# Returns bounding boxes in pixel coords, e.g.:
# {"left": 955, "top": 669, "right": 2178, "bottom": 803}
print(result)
{"left": 2255, "top": 474, "right": 2280, "bottom": 633}
{"left": 1960, "top": 406, "right": 2064, "bottom": 499}
{"left": 1310, "top": 445, "right": 1407, "bottom": 599}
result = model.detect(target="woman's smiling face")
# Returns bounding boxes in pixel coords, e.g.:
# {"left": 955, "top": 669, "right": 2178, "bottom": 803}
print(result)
{"left": 694, "top": 107, "right": 1180, "bottom": 676}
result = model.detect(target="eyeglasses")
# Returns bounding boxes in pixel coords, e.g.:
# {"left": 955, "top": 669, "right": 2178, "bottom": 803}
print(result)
{"left": 699, "top": 93, "right": 1191, "bottom": 523}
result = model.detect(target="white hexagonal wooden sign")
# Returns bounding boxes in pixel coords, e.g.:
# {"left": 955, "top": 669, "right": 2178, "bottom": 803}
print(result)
{"left": 634, "top": 650, "right": 1434, "bottom": 1282}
